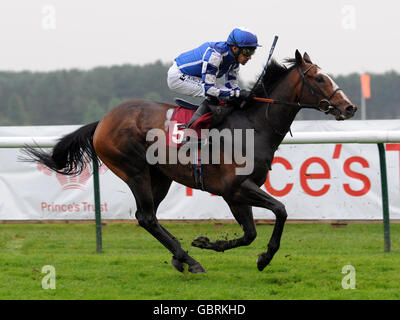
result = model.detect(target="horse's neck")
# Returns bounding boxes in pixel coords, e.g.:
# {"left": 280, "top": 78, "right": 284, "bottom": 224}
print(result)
{"left": 254, "top": 75, "right": 300, "bottom": 144}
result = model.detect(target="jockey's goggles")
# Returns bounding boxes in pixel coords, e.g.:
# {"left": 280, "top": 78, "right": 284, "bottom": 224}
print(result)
{"left": 240, "top": 47, "right": 256, "bottom": 57}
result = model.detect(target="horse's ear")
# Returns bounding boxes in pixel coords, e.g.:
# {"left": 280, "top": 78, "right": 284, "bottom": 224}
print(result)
{"left": 295, "top": 50, "right": 305, "bottom": 66}
{"left": 303, "top": 52, "right": 312, "bottom": 63}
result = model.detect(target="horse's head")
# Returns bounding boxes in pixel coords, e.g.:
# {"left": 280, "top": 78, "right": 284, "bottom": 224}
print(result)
{"left": 294, "top": 50, "right": 357, "bottom": 120}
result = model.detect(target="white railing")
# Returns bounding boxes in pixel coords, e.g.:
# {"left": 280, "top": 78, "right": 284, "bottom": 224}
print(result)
{"left": 1, "top": 130, "right": 400, "bottom": 147}
{"left": 283, "top": 130, "right": 400, "bottom": 144}
{"left": 0, "top": 136, "right": 59, "bottom": 148}
{"left": 1, "top": 129, "right": 399, "bottom": 253}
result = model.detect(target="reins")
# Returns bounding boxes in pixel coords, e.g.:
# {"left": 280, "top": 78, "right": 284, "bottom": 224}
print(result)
{"left": 250, "top": 63, "right": 344, "bottom": 137}
{"left": 252, "top": 63, "right": 343, "bottom": 115}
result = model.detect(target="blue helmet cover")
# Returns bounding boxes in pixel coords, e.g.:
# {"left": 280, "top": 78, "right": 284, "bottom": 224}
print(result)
{"left": 227, "top": 27, "right": 262, "bottom": 47}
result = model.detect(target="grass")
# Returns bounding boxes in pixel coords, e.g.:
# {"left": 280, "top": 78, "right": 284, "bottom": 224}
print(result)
{"left": 0, "top": 222, "right": 399, "bottom": 300}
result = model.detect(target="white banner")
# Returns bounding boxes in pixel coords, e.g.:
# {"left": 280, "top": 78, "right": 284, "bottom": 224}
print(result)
{"left": 1, "top": 120, "right": 400, "bottom": 220}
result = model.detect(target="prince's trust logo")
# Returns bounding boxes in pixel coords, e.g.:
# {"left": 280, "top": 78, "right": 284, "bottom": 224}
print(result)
{"left": 37, "top": 163, "right": 108, "bottom": 190}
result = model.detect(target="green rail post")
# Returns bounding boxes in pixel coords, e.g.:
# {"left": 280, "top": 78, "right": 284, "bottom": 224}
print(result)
{"left": 92, "top": 159, "right": 103, "bottom": 253}
{"left": 377, "top": 143, "right": 391, "bottom": 253}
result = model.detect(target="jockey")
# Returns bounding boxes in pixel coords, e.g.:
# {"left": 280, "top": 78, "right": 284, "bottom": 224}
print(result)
{"left": 167, "top": 27, "right": 261, "bottom": 129}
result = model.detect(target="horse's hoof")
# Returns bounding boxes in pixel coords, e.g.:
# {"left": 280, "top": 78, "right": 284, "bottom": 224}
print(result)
{"left": 257, "top": 252, "right": 271, "bottom": 271}
{"left": 171, "top": 256, "right": 185, "bottom": 273}
{"left": 188, "top": 262, "right": 206, "bottom": 274}
{"left": 191, "top": 236, "right": 210, "bottom": 249}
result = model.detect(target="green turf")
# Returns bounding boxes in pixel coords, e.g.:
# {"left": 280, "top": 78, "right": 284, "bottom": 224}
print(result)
{"left": 0, "top": 222, "right": 398, "bottom": 300}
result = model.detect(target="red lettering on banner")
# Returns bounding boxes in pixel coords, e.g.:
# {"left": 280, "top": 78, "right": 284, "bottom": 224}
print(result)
{"left": 343, "top": 156, "right": 371, "bottom": 196}
{"left": 332, "top": 144, "right": 342, "bottom": 159}
{"left": 186, "top": 187, "right": 218, "bottom": 196}
{"left": 386, "top": 143, "right": 400, "bottom": 190}
{"left": 41, "top": 202, "right": 48, "bottom": 211}
{"left": 264, "top": 157, "right": 293, "bottom": 196}
{"left": 300, "top": 157, "right": 331, "bottom": 196}
{"left": 183, "top": 150, "right": 375, "bottom": 198}
{"left": 40, "top": 202, "right": 108, "bottom": 213}
{"left": 386, "top": 143, "right": 400, "bottom": 153}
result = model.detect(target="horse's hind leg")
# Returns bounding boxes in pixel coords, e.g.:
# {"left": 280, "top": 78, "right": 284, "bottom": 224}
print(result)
{"left": 129, "top": 166, "right": 205, "bottom": 274}
{"left": 149, "top": 168, "right": 186, "bottom": 272}
{"left": 95, "top": 133, "right": 204, "bottom": 273}
{"left": 192, "top": 203, "right": 257, "bottom": 252}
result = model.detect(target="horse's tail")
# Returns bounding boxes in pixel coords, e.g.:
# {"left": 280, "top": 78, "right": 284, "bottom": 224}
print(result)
{"left": 21, "top": 121, "right": 100, "bottom": 175}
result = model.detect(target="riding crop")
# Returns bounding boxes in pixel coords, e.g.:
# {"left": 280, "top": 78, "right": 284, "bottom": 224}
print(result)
{"left": 240, "top": 35, "right": 279, "bottom": 109}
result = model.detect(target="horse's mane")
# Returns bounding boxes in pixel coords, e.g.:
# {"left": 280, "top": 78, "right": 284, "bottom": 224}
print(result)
{"left": 253, "top": 58, "right": 298, "bottom": 97}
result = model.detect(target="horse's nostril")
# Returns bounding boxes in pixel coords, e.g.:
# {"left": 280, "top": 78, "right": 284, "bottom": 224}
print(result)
{"left": 346, "top": 105, "right": 356, "bottom": 114}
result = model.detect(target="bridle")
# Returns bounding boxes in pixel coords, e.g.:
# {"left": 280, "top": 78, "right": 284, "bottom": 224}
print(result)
{"left": 296, "top": 63, "right": 343, "bottom": 114}
{"left": 255, "top": 63, "right": 344, "bottom": 114}
{"left": 256, "top": 63, "right": 345, "bottom": 136}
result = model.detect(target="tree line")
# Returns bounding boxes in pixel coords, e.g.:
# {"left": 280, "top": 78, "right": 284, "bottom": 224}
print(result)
{"left": 0, "top": 60, "right": 399, "bottom": 125}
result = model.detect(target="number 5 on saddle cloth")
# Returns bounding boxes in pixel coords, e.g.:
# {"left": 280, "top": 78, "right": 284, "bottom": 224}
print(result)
{"left": 166, "top": 98, "right": 234, "bottom": 190}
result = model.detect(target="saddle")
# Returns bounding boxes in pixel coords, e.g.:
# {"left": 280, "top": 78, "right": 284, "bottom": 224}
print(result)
{"left": 174, "top": 98, "right": 198, "bottom": 110}
{"left": 168, "top": 99, "right": 212, "bottom": 145}
{"left": 175, "top": 98, "right": 234, "bottom": 128}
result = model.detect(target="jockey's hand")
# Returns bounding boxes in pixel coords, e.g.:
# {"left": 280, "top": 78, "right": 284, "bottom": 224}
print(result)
{"left": 239, "top": 89, "right": 254, "bottom": 102}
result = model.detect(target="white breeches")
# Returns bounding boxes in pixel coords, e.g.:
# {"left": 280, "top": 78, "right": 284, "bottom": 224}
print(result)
{"left": 167, "top": 62, "right": 205, "bottom": 97}
{"left": 167, "top": 62, "right": 232, "bottom": 99}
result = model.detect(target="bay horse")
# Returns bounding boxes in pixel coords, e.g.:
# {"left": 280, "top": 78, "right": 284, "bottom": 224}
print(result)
{"left": 22, "top": 50, "right": 357, "bottom": 273}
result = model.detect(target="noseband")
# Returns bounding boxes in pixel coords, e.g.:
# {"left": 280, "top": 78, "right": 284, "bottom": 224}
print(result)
{"left": 297, "top": 64, "right": 343, "bottom": 114}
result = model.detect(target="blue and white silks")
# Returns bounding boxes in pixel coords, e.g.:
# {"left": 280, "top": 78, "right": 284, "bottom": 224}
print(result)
{"left": 174, "top": 41, "right": 240, "bottom": 99}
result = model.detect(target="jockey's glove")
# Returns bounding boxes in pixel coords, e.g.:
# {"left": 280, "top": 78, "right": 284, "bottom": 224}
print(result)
{"left": 239, "top": 89, "right": 254, "bottom": 102}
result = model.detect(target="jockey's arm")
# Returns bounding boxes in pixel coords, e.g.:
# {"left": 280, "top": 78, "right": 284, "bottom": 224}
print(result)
{"left": 201, "top": 50, "right": 240, "bottom": 101}
{"left": 224, "top": 64, "right": 240, "bottom": 96}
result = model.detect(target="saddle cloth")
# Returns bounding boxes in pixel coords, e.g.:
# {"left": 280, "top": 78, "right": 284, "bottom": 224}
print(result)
{"left": 166, "top": 104, "right": 212, "bottom": 148}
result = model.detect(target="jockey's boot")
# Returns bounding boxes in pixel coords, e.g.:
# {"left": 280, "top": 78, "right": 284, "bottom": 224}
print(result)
{"left": 178, "top": 97, "right": 218, "bottom": 146}
{"left": 178, "top": 97, "right": 218, "bottom": 129}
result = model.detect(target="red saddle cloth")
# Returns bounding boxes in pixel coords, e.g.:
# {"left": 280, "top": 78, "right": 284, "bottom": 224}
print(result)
{"left": 167, "top": 106, "right": 212, "bottom": 148}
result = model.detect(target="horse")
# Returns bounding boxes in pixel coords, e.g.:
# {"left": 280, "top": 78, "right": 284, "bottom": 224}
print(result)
{"left": 22, "top": 50, "right": 357, "bottom": 274}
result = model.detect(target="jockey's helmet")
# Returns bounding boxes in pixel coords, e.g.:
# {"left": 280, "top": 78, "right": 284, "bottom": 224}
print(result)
{"left": 226, "top": 27, "right": 262, "bottom": 48}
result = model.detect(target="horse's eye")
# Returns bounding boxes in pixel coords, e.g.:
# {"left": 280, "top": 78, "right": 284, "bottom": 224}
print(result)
{"left": 315, "top": 76, "right": 324, "bottom": 83}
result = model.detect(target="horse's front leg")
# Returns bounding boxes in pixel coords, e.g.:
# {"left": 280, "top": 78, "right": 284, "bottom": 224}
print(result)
{"left": 235, "top": 179, "right": 287, "bottom": 271}
{"left": 192, "top": 203, "right": 257, "bottom": 252}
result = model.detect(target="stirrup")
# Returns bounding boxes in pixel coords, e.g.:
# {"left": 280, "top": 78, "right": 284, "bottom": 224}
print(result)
{"left": 177, "top": 123, "right": 188, "bottom": 129}
{"left": 180, "top": 136, "right": 206, "bottom": 147}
